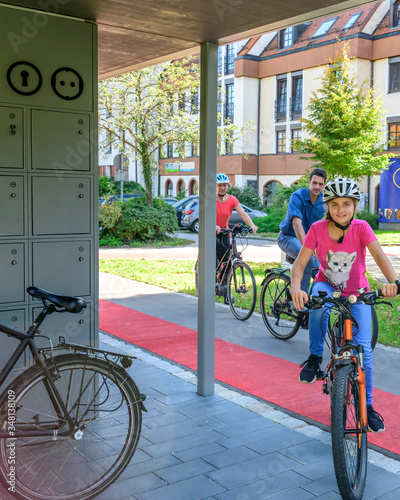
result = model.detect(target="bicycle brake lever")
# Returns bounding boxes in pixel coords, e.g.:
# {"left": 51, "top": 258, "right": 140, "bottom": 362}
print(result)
{"left": 375, "top": 300, "right": 392, "bottom": 307}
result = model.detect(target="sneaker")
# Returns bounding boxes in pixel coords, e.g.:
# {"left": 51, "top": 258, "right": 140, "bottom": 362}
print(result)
{"left": 299, "top": 354, "right": 322, "bottom": 384}
{"left": 367, "top": 405, "right": 385, "bottom": 433}
{"left": 224, "top": 293, "right": 234, "bottom": 305}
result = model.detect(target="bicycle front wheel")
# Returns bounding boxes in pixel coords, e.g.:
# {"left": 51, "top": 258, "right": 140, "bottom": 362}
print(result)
{"left": 0, "top": 354, "right": 143, "bottom": 500}
{"left": 227, "top": 261, "right": 256, "bottom": 321}
{"left": 331, "top": 364, "right": 367, "bottom": 500}
{"left": 260, "top": 272, "right": 300, "bottom": 339}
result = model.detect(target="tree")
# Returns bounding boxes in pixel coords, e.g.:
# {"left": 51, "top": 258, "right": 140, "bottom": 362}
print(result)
{"left": 99, "top": 58, "right": 253, "bottom": 205}
{"left": 294, "top": 46, "right": 392, "bottom": 181}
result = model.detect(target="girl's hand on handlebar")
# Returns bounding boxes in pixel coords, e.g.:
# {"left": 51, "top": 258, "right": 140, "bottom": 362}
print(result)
{"left": 382, "top": 282, "right": 399, "bottom": 298}
{"left": 216, "top": 225, "right": 221, "bottom": 235}
{"left": 251, "top": 224, "right": 258, "bottom": 234}
{"left": 291, "top": 288, "right": 309, "bottom": 311}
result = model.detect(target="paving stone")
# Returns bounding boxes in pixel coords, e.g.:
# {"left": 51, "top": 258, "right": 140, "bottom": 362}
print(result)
{"left": 207, "top": 406, "right": 260, "bottom": 425}
{"left": 155, "top": 458, "right": 217, "bottom": 483}
{"left": 245, "top": 428, "right": 312, "bottom": 455}
{"left": 213, "top": 414, "right": 277, "bottom": 438}
{"left": 218, "top": 423, "right": 287, "bottom": 450}
{"left": 135, "top": 475, "right": 226, "bottom": 500}
{"left": 202, "top": 445, "right": 261, "bottom": 468}
{"left": 213, "top": 470, "right": 311, "bottom": 499}
{"left": 279, "top": 438, "right": 333, "bottom": 464}
{"left": 173, "top": 442, "right": 229, "bottom": 462}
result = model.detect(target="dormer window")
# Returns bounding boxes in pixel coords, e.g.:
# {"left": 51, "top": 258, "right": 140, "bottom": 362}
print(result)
{"left": 342, "top": 12, "right": 361, "bottom": 31}
{"left": 312, "top": 18, "right": 337, "bottom": 38}
{"left": 390, "top": 0, "right": 400, "bottom": 28}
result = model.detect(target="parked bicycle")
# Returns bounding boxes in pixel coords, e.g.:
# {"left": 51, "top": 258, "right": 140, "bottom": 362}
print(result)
{"left": 195, "top": 223, "right": 256, "bottom": 321}
{"left": 0, "top": 286, "right": 146, "bottom": 500}
{"left": 259, "top": 261, "right": 379, "bottom": 348}
{"left": 305, "top": 284, "right": 400, "bottom": 500}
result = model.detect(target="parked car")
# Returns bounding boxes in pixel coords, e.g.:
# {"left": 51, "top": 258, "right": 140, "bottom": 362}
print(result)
{"left": 180, "top": 196, "right": 266, "bottom": 233}
{"left": 173, "top": 195, "right": 199, "bottom": 227}
{"left": 158, "top": 197, "right": 178, "bottom": 205}
{"left": 100, "top": 193, "right": 144, "bottom": 206}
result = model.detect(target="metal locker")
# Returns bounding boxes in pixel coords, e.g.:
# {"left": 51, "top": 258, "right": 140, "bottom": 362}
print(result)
{"left": 31, "top": 176, "right": 91, "bottom": 235}
{"left": 0, "top": 309, "right": 25, "bottom": 369}
{"left": 0, "top": 175, "right": 24, "bottom": 236}
{"left": 31, "top": 110, "right": 90, "bottom": 171}
{"left": 31, "top": 302, "right": 91, "bottom": 351}
{"left": 0, "top": 243, "right": 25, "bottom": 304}
{"left": 0, "top": 106, "right": 23, "bottom": 169}
{"left": 32, "top": 240, "right": 90, "bottom": 296}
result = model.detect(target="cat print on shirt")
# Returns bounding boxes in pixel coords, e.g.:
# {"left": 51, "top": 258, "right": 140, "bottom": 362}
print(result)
{"left": 324, "top": 250, "right": 357, "bottom": 290}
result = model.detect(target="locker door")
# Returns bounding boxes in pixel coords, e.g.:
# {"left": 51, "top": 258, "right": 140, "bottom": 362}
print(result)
{"left": 0, "top": 175, "right": 24, "bottom": 236}
{"left": 0, "top": 244, "right": 25, "bottom": 304}
{"left": 31, "top": 110, "right": 90, "bottom": 171}
{"left": 0, "top": 309, "right": 25, "bottom": 369}
{"left": 0, "top": 106, "right": 23, "bottom": 169}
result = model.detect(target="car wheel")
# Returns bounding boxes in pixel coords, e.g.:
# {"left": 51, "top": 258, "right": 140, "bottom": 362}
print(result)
{"left": 191, "top": 220, "right": 199, "bottom": 233}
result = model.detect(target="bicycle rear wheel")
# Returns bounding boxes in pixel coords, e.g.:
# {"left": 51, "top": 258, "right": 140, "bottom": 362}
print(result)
{"left": 331, "top": 363, "right": 367, "bottom": 500}
{"left": 227, "top": 261, "right": 256, "bottom": 321}
{"left": 260, "top": 272, "right": 300, "bottom": 339}
{"left": 0, "top": 354, "right": 143, "bottom": 500}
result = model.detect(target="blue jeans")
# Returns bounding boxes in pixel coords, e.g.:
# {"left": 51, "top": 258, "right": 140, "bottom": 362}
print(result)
{"left": 277, "top": 232, "right": 319, "bottom": 293}
{"left": 309, "top": 281, "right": 374, "bottom": 405}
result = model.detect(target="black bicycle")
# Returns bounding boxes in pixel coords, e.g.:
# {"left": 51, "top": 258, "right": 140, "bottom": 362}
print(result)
{"left": 260, "top": 264, "right": 379, "bottom": 346}
{"left": 0, "top": 286, "right": 146, "bottom": 500}
{"left": 306, "top": 283, "right": 400, "bottom": 500}
{"left": 195, "top": 223, "right": 257, "bottom": 321}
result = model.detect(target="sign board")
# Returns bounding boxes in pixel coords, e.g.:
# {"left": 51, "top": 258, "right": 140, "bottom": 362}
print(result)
{"left": 378, "top": 159, "right": 400, "bottom": 222}
{"left": 165, "top": 162, "right": 180, "bottom": 172}
{"left": 179, "top": 162, "right": 195, "bottom": 172}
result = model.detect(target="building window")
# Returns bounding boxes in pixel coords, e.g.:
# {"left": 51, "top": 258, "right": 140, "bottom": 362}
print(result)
{"left": 165, "top": 179, "right": 173, "bottom": 196}
{"left": 225, "top": 44, "right": 235, "bottom": 75}
{"left": 276, "top": 130, "right": 286, "bottom": 153}
{"left": 178, "top": 93, "right": 185, "bottom": 112}
{"left": 388, "top": 122, "right": 400, "bottom": 149}
{"left": 390, "top": 0, "right": 400, "bottom": 28}
{"left": 189, "top": 179, "right": 198, "bottom": 195}
{"left": 275, "top": 78, "right": 287, "bottom": 121}
{"left": 291, "top": 128, "right": 301, "bottom": 153}
{"left": 106, "top": 130, "right": 112, "bottom": 154}
{"left": 312, "top": 18, "right": 337, "bottom": 38}
{"left": 225, "top": 83, "right": 234, "bottom": 123}
{"left": 218, "top": 46, "right": 222, "bottom": 76}
{"left": 278, "top": 27, "right": 293, "bottom": 49}
{"left": 225, "top": 130, "right": 234, "bottom": 155}
{"left": 177, "top": 179, "right": 185, "bottom": 194}
{"left": 167, "top": 143, "right": 173, "bottom": 158}
{"left": 191, "top": 142, "right": 199, "bottom": 157}
{"left": 342, "top": 12, "right": 361, "bottom": 31}
{"left": 191, "top": 89, "right": 199, "bottom": 114}
{"left": 290, "top": 75, "right": 302, "bottom": 119}
{"left": 264, "top": 181, "right": 279, "bottom": 207}
{"left": 389, "top": 59, "right": 400, "bottom": 92}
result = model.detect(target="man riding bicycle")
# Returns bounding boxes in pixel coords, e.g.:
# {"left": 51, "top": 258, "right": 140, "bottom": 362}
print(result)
{"left": 215, "top": 173, "right": 258, "bottom": 302}
{"left": 277, "top": 168, "right": 327, "bottom": 293}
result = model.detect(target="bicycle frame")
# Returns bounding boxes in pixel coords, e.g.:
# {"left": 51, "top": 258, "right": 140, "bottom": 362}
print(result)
{"left": 0, "top": 321, "right": 77, "bottom": 438}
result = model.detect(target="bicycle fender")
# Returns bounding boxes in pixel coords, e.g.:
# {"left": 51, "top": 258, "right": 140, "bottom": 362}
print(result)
{"left": 336, "top": 358, "right": 355, "bottom": 367}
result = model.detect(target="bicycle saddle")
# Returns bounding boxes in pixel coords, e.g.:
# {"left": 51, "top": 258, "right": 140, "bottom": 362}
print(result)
{"left": 27, "top": 286, "right": 87, "bottom": 313}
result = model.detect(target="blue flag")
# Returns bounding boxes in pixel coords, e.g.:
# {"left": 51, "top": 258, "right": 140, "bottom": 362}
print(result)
{"left": 378, "top": 159, "right": 400, "bottom": 222}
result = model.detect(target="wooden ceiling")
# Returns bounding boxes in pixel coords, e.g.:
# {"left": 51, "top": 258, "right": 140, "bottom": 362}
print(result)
{"left": 3, "top": 0, "right": 375, "bottom": 78}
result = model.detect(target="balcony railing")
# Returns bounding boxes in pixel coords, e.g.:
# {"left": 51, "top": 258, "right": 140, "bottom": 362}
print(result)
{"left": 290, "top": 96, "right": 302, "bottom": 120}
{"left": 275, "top": 98, "right": 287, "bottom": 121}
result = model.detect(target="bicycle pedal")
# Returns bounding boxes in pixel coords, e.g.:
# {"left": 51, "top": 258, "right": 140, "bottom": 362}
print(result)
{"left": 316, "top": 370, "right": 325, "bottom": 380}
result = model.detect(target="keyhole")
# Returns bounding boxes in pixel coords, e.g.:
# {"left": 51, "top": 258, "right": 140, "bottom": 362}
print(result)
{"left": 21, "top": 70, "right": 29, "bottom": 87}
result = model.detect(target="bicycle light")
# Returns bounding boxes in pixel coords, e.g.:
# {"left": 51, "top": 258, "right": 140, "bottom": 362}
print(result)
{"left": 349, "top": 295, "right": 357, "bottom": 304}
{"left": 332, "top": 291, "right": 341, "bottom": 299}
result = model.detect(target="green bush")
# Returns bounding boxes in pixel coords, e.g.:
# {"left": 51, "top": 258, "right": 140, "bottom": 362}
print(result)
{"left": 99, "top": 196, "right": 178, "bottom": 244}
{"left": 253, "top": 204, "right": 287, "bottom": 233}
{"left": 356, "top": 209, "right": 379, "bottom": 229}
{"left": 227, "top": 185, "right": 263, "bottom": 210}
{"left": 99, "top": 177, "right": 145, "bottom": 197}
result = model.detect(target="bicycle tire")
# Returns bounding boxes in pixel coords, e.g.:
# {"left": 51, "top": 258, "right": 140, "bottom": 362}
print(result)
{"left": 331, "top": 363, "right": 367, "bottom": 500}
{"left": 260, "top": 272, "right": 300, "bottom": 339}
{"left": 0, "top": 354, "right": 142, "bottom": 500}
{"left": 227, "top": 261, "right": 256, "bottom": 321}
{"left": 327, "top": 305, "right": 379, "bottom": 351}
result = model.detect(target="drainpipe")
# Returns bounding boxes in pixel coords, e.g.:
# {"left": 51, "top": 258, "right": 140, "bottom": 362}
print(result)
{"left": 256, "top": 78, "right": 260, "bottom": 193}
{"left": 368, "top": 60, "right": 374, "bottom": 212}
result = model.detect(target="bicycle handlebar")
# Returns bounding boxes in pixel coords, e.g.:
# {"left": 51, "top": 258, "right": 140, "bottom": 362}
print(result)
{"left": 220, "top": 223, "right": 251, "bottom": 237}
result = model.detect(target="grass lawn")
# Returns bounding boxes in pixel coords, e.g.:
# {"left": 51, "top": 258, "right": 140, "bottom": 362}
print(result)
{"left": 99, "top": 258, "right": 400, "bottom": 348}
{"left": 255, "top": 231, "right": 399, "bottom": 245}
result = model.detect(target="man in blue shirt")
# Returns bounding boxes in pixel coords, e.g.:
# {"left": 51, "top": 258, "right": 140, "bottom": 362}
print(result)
{"left": 278, "top": 168, "right": 327, "bottom": 292}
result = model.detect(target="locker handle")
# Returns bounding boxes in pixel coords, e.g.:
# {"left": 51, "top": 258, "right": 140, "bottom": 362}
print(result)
{"left": 11, "top": 260, "right": 17, "bottom": 265}
{"left": 78, "top": 194, "right": 84, "bottom": 198}
{"left": 11, "top": 193, "right": 16, "bottom": 198}
{"left": 10, "top": 125, "right": 16, "bottom": 129}
{"left": 79, "top": 257, "right": 84, "bottom": 261}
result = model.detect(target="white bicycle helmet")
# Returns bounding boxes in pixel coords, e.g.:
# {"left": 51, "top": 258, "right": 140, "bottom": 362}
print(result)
{"left": 323, "top": 178, "right": 361, "bottom": 203}
{"left": 216, "top": 173, "right": 230, "bottom": 184}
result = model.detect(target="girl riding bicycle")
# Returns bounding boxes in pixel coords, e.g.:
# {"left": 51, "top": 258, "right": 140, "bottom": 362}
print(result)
{"left": 290, "top": 177, "right": 399, "bottom": 433}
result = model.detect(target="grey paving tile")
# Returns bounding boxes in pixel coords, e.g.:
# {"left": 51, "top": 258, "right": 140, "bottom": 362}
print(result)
{"left": 213, "top": 415, "right": 277, "bottom": 438}
{"left": 246, "top": 428, "right": 312, "bottom": 455}
{"left": 206, "top": 452, "right": 300, "bottom": 489}
{"left": 269, "top": 487, "right": 315, "bottom": 499}
{"left": 218, "top": 423, "right": 287, "bottom": 449}
{"left": 155, "top": 458, "right": 217, "bottom": 483}
{"left": 136, "top": 475, "right": 227, "bottom": 500}
{"left": 213, "top": 470, "right": 311, "bottom": 499}
{"left": 177, "top": 398, "right": 234, "bottom": 418}
{"left": 154, "top": 390, "right": 203, "bottom": 405}
{"left": 202, "top": 445, "right": 261, "bottom": 468}
{"left": 292, "top": 454, "right": 335, "bottom": 481}
{"left": 362, "top": 469, "right": 400, "bottom": 499}
{"left": 378, "top": 488, "right": 400, "bottom": 499}
{"left": 208, "top": 406, "right": 260, "bottom": 425}
{"left": 173, "top": 442, "right": 229, "bottom": 462}
{"left": 142, "top": 430, "right": 226, "bottom": 458}
{"left": 300, "top": 472, "right": 338, "bottom": 496}
{"left": 143, "top": 415, "right": 223, "bottom": 443}
{"left": 143, "top": 409, "right": 191, "bottom": 430}
{"left": 279, "top": 438, "right": 333, "bottom": 464}
{"left": 313, "top": 493, "right": 341, "bottom": 499}
{"left": 124, "top": 453, "right": 182, "bottom": 478}
{"left": 95, "top": 472, "right": 166, "bottom": 499}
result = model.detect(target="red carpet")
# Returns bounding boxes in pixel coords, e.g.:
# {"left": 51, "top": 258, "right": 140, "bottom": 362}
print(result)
{"left": 99, "top": 300, "right": 400, "bottom": 456}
